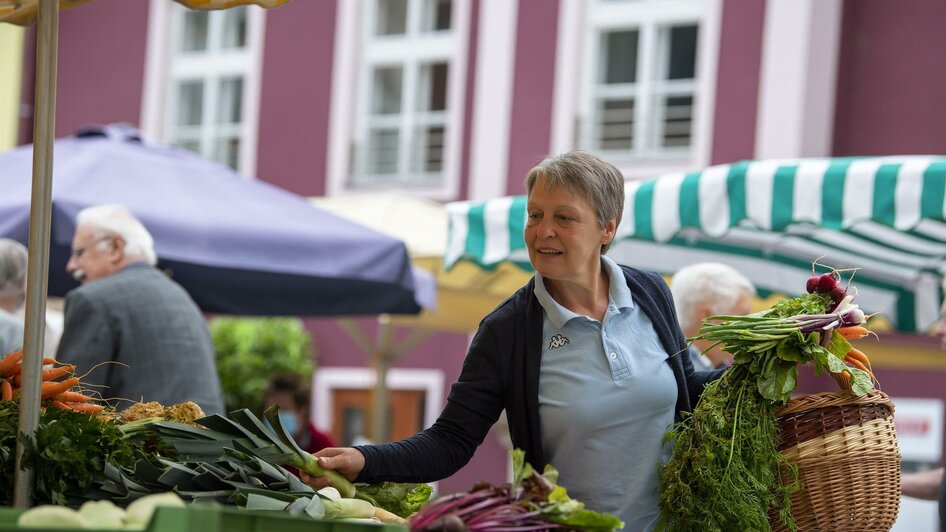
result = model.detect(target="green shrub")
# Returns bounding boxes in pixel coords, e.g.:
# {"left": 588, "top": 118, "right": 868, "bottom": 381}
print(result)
{"left": 210, "top": 317, "right": 314, "bottom": 414}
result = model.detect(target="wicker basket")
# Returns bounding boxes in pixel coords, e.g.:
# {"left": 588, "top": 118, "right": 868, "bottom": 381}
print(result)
{"left": 769, "top": 391, "right": 900, "bottom": 532}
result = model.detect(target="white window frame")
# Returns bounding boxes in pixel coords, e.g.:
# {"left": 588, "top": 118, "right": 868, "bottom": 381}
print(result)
{"left": 311, "top": 367, "right": 445, "bottom": 438}
{"left": 327, "top": 0, "right": 470, "bottom": 200}
{"left": 140, "top": 0, "right": 266, "bottom": 176}
{"left": 551, "top": 0, "right": 721, "bottom": 180}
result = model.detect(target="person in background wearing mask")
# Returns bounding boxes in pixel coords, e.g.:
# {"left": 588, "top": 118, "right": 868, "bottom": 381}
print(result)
{"left": 0, "top": 239, "right": 27, "bottom": 356}
{"left": 670, "top": 262, "right": 756, "bottom": 370}
{"left": 264, "top": 374, "right": 335, "bottom": 454}
{"left": 56, "top": 204, "right": 224, "bottom": 415}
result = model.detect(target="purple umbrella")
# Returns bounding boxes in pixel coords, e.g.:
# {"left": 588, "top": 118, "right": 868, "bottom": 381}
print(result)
{"left": 0, "top": 124, "right": 434, "bottom": 316}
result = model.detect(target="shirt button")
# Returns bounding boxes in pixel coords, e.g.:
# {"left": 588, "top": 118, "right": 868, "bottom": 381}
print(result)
{"left": 610, "top": 352, "right": 617, "bottom": 359}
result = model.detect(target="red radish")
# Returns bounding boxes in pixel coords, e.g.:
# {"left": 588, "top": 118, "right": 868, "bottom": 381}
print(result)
{"left": 817, "top": 273, "right": 837, "bottom": 292}
{"left": 830, "top": 284, "right": 847, "bottom": 303}
{"left": 806, "top": 275, "right": 820, "bottom": 293}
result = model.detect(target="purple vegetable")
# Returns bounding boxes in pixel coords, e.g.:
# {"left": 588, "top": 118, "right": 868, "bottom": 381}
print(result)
{"left": 817, "top": 272, "right": 837, "bottom": 292}
{"left": 806, "top": 275, "right": 820, "bottom": 293}
{"left": 830, "top": 284, "right": 847, "bottom": 303}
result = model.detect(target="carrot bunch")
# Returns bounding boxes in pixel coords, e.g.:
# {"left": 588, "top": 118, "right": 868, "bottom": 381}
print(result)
{"left": 830, "top": 326, "right": 878, "bottom": 392}
{"left": 0, "top": 349, "right": 104, "bottom": 414}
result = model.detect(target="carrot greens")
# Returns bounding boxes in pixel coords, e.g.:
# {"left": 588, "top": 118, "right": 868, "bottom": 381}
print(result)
{"left": 658, "top": 268, "right": 874, "bottom": 532}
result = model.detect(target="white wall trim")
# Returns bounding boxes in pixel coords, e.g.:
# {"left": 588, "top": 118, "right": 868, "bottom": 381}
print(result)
{"left": 468, "top": 0, "right": 518, "bottom": 200}
{"left": 326, "top": 0, "right": 363, "bottom": 198}
{"left": 549, "top": 0, "right": 585, "bottom": 155}
{"left": 140, "top": 0, "right": 171, "bottom": 140}
{"left": 755, "top": 0, "right": 843, "bottom": 159}
{"left": 312, "top": 367, "right": 445, "bottom": 436}
{"left": 693, "top": 0, "right": 721, "bottom": 169}
{"left": 240, "top": 5, "right": 267, "bottom": 177}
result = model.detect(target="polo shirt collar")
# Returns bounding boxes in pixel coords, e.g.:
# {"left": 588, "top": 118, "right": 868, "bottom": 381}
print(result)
{"left": 533, "top": 255, "right": 635, "bottom": 329}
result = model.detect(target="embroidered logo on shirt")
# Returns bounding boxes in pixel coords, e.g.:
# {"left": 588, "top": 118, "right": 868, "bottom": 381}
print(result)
{"left": 548, "top": 334, "right": 570, "bottom": 350}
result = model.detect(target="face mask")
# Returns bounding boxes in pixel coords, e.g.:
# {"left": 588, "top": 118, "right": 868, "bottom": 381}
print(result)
{"left": 277, "top": 410, "right": 298, "bottom": 436}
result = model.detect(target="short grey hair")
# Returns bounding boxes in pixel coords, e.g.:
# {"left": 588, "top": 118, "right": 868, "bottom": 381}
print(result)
{"left": 0, "top": 239, "right": 28, "bottom": 309}
{"left": 76, "top": 204, "right": 157, "bottom": 266}
{"left": 671, "top": 262, "right": 756, "bottom": 333}
{"left": 525, "top": 150, "right": 625, "bottom": 253}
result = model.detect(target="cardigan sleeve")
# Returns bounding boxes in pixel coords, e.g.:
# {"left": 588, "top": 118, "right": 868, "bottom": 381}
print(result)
{"left": 357, "top": 310, "right": 510, "bottom": 483}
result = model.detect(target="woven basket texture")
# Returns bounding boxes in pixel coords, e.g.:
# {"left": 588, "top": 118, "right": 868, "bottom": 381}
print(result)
{"left": 769, "top": 391, "right": 900, "bottom": 532}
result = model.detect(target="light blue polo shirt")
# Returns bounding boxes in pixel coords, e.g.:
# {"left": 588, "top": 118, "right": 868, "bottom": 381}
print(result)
{"left": 535, "top": 256, "right": 677, "bottom": 532}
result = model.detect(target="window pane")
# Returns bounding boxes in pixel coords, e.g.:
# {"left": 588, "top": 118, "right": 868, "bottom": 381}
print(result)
{"left": 597, "top": 98, "right": 635, "bottom": 150}
{"left": 667, "top": 25, "right": 698, "bottom": 80}
{"left": 412, "top": 125, "right": 444, "bottom": 173}
{"left": 602, "top": 30, "right": 638, "bottom": 84}
{"left": 422, "top": 0, "right": 452, "bottom": 32}
{"left": 419, "top": 63, "right": 449, "bottom": 112}
{"left": 222, "top": 7, "right": 248, "bottom": 49}
{"left": 367, "top": 129, "right": 400, "bottom": 174}
{"left": 217, "top": 77, "right": 244, "bottom": 124}
{"left": 175, "top": 138, "right": 201, "bottom": 155}
{"left": 372, "top": 67, "right": 403, "bottom": 114}
{"left": 661, "top": 95, "right": 692, "bottom": 147}
{"left": 213, "top": 136, "right": 241, "bottom": 169}
{"left": 376, "top": 0, "right": 407, "bottom": 35}
{"left": 176, "top": 81, "right": 204, "bottom": 126}
{"left": 182, "top": 11, "right": 209, "bottom": 52}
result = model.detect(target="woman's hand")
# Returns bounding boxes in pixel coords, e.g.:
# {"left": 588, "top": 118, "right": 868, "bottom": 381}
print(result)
{"left": 300, "top": 447, "right": 366, "bottom": 489}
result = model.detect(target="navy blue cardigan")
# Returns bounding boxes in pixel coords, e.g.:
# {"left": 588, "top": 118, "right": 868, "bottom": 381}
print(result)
{"left": 357, "top": 265, "right": 722, "bottom": 483}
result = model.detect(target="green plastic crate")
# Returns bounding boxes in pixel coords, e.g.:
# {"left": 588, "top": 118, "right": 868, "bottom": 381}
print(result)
{"left": 0, "top": 504, "right": 409, "bottom": 532}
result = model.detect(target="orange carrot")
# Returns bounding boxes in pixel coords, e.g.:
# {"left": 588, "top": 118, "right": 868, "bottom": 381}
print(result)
{"left": 0, "top": 350, "right": 23, "bottom": 377}
{"left": 51, "top": 400, "right": 104, "bottom": 414}
{"left": 40, "top": 377, "right": 80, "bottom": 399}
{"left": 836, "top": 326, "right": 871, "bottom": 340}
{"left": 845, "top": 352, "right": 880, "bottom": 386}
{"left": 54, "top": 391, "right": 95, "bottom": 403}
{"left": 1, "top": 380, "right": 11, "bottom": 401}
{"left": 846, "top": 347, "right": 872, "bottom": 370}
{"left": 13, "top": 364, "right": 75, "bottom": 387}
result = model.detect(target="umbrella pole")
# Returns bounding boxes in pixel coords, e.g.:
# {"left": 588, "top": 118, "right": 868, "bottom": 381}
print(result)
{"left": 369, "top": 315, "right": 394, "bottom": 443}
{"left": 13, "top": 0, "right": 58, "bottom": 508}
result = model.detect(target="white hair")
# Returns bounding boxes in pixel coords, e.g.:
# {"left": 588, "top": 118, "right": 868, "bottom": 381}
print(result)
{"left": 76, "top": 204, "right": 157, "bottom": 266}
{"left": 671, "top": 262, "right": 756, "bottom": 333}
{"left": 0, "top": 239, "right": 28, "bottom": 308}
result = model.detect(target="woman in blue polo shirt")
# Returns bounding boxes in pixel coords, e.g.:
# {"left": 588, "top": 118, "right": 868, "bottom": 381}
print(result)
{"left": 304, "top": 150, "right": 723, "bottom": 531}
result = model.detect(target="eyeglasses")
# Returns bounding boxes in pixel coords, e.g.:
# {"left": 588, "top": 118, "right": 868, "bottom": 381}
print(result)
{"left": 70, "top": 236, "right": 113, "bottom": 259}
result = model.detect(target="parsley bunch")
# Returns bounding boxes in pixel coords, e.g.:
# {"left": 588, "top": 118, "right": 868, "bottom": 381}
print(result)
{"left": 0, "top": 400, "right": 148, "bottom": 506}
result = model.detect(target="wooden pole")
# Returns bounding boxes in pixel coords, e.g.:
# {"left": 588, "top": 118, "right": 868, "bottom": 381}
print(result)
{"left": 13, "top": 0, "right": 58, "bottom": 508}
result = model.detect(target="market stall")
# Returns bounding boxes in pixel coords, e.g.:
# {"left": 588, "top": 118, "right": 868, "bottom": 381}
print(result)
{"left": 0, "top": 2, "right": 427, "bottom": 528}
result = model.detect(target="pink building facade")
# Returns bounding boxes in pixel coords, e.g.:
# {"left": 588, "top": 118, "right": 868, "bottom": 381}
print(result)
{"left": 13, "top": 0, "right": 946, "bottom": 499}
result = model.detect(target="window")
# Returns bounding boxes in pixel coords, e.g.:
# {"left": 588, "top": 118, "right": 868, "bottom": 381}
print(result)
{"left": 159, "top": 4, "right": 263, "bottom": 173}
{"left": 334, "top": 0, "right": 468, "bottom": 196}
{"left": 562, "top": 0, "right": 719, "bottom": 171}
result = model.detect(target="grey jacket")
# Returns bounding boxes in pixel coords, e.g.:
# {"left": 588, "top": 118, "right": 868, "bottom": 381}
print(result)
{"left": 56, "top": 263, "right": 224, "bottom": 415}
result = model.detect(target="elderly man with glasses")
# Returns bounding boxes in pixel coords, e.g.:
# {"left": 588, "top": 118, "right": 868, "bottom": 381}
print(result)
{"left": 56, "top": 204, "right": 224, "bottom": 415}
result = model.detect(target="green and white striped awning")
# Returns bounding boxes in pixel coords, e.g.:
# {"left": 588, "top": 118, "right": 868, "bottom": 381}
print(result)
{"left": 445, "top": 156, "right": 946, "bottom": 333}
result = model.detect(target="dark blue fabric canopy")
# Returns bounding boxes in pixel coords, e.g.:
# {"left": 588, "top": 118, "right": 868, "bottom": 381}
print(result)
{"left": 0, "top": 124, "right": 433, "bottom": 316}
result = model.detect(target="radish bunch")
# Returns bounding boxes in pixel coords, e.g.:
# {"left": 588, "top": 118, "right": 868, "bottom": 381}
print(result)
{"left": 806, "top": 271, "right": 848, "bottom": 304}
